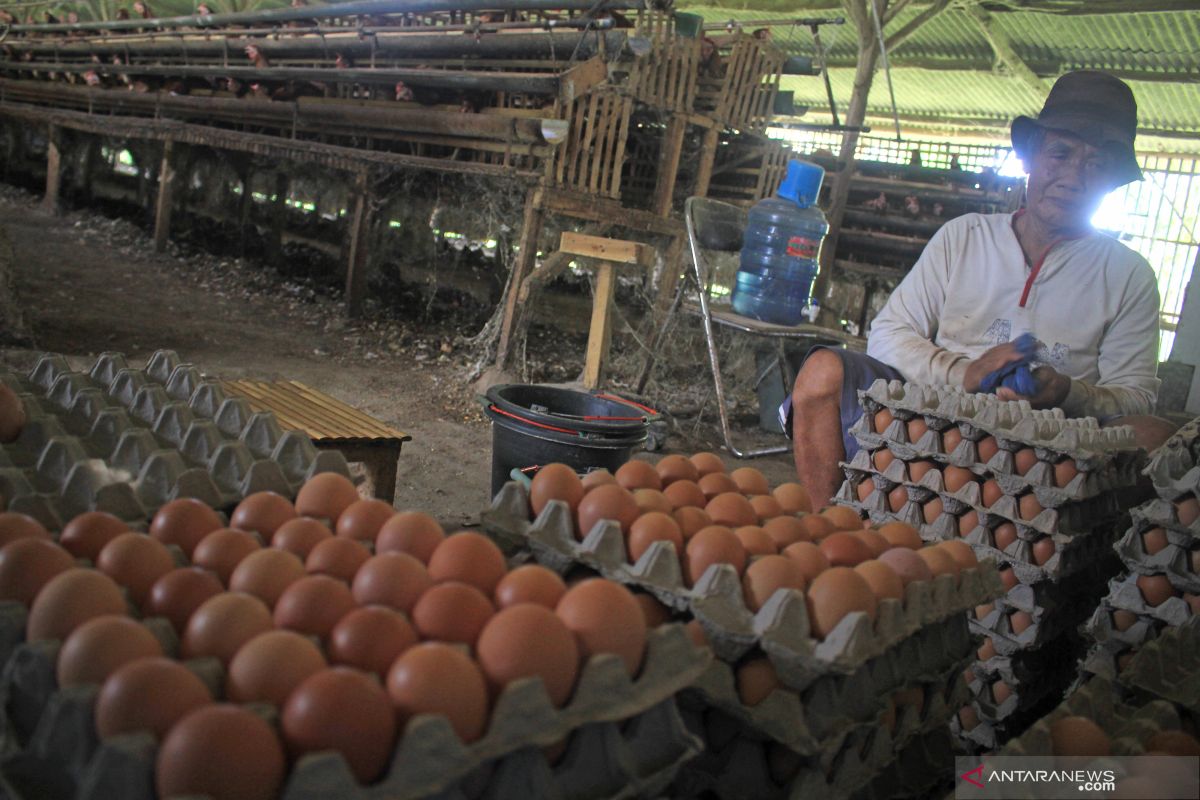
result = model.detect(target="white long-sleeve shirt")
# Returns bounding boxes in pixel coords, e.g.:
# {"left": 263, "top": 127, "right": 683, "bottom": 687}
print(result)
{"left": 866, "top": 212, "right": 1161, "bottom": 418}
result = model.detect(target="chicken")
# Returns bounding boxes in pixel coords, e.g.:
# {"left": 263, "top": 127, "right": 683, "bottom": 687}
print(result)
{"left": 132, "top": 1, "right": 152, "bottom": 20}
{"left": 245, "top": 44, "right": 270, "bottom": 69}
{"left": 903, "top": 195, "right": 921, "bottom": 218}
{"left": 863, "top": 192, "right": 888, "bottom": 213}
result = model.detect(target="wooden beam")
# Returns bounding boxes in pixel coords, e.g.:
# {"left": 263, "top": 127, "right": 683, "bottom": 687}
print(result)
{"left": 494, "top": 187, "right": 544, "bottom": 369}
{"left": 882, "top": 0, "right": 915, "bottom": 25}
{"left": 153, "top": 139, "right": 178, "bottom": 253}
{"left": 42, "top": 124, "right": 62, "bottom": 215}
{"left": 582, "top": 262, "right": 617, "bottom": 390}
{"left": 963, "top": 3, "right": 1050, "bottom": 97}
{"left": 652, "top": 114, "right": 688, "bottom": 217}
{"left": 885, "top": 0, "right": 950, "bottom": 51}
{"left": 344, "top": 171, "right": 372, "bottom": 318}
{"left": 559, "top": 232, "right": 656, "bottom": 267}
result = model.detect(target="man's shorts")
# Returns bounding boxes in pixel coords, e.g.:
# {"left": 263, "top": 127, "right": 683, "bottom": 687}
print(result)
{"left": 779, "top": 347, "right": 905, "bottom": 460}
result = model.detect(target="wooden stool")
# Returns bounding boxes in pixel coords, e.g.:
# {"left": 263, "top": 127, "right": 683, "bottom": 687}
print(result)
{"left": 223, "top": 380, "right": 411, "bottom": 504}
{"left": 558, "top": 231, "right": 656, "bottom": 390}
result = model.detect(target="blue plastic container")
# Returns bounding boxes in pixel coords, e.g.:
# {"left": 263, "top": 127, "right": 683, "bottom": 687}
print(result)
{"left": 731, "top": 160, "right": 828, "bottom": 325}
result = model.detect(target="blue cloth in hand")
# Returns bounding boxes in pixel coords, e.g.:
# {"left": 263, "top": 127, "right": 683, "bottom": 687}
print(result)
{"left": 979, "top": 334, "right": 1040, "bottom": 396}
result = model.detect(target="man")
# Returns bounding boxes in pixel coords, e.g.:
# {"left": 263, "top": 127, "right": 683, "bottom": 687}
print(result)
{"left": 789, "top": 71, "right": 1176, "bottom": 508}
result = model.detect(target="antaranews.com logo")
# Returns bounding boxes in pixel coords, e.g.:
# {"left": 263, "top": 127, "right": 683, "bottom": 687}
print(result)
{"left": 955, "top": 756, "right": 1199, "bottom": 799}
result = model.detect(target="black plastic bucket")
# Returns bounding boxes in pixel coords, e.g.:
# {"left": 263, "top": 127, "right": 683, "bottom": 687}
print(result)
{"left": 483, "top": 384, "right": 654, "bottom": 496}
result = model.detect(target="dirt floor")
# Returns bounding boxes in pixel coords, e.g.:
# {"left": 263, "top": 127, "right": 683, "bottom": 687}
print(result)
{"left": 0, "top": 184, "right": 800, "bottom": 526}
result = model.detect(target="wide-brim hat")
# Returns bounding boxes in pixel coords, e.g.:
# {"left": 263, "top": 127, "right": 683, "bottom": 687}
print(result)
{"left": 1011, "top": 70, "right": 1142, "bottom": 186}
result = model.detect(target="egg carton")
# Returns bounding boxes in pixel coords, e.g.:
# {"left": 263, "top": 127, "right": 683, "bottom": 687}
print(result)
{"left": 1113, "top": 615, "right": 1200, "bottom": 715}
{"left": 1129, "top": 497, "right": 1200, "bottom": 541}
{"left": 1104, "top": 572, "right": 1195, "bottom": 628}
{"left": 969, "top": 584, "right": 1112, "bottom": 657}
{"left": 965, "top": 642, "right": 1082, "bottom": 728}
{"left": 686, "top": 614, "right": 973, "bottom": 755}
{"left": 959, "top": 520, "right": 1124, "bottom": 586}
{"left": 0, "top": 352, "right": 350, "bottom": 525}
{"left": 1114, "top": 520, "right": 1200, "bottom": 594}
{"left": 1144, "top": 420, "right": 1200, "bottom": 499}
{"left": 852, "top": 727, "right": 956, "bottom": 800}
{"left": 1082, "top": 601, "right": 1163, "bottom": 651}
{"left": 483, "top": 481, "right": 1003, "bottom": 691}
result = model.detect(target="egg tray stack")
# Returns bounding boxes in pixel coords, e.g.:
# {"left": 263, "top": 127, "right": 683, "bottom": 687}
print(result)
{"left": 1112, "top": 616, "right": 1200, "bottom": 716}
{"left": 1078, "top": 416, "right": 1200, "bottom": 684}
{"left": 832, "top": 379, "right": 1146, "bottom": 751}
{"left": 0, "top": 350, "right": 351, "bottom": 528}
{"left": 484, "top": 481, "right": 1001, "bottom": 794}
{"left": 0, "top": 596, "right": 711, "bottom": 800}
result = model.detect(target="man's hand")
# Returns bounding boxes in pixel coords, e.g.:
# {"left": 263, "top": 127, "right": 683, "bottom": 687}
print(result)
{"left": 962, "top": 342, "right": 1029, "bottom": 393}
{"left": 996, "top": 365, "right": 1071, "bottom": 409}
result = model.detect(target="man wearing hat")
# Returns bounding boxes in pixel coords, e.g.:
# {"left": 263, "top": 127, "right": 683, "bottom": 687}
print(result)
{"left": 789, "top": 71, "right": 1177, "bottom": 508}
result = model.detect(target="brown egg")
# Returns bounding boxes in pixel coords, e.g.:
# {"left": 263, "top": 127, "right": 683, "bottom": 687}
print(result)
{"left": 227, "top": 630, "right": 327, "bottom": 706}
{"left": 633, "top": 593, "right": 672, "bottom": 628}
{"left": 97, "top": 532, "right": 176, "bottom": 607}
{"left": 673, "top": 507, "right": 712, "bottom": 541}
{"left": 0, "top": 384, "right": 25, "bottom": 443}
{"left": 943, "top": 466, "right": 975, "bottom": 494}
{"left": 856, "top": 479, "right": 875, "bottom": 503}
{"left": 0, "top": 512, "right": 49, "bottom": 548}
{"left": 1116, "top": 650, "right": 1136, "bottom": 672}
{"left": 917, "top": 546, "right": 959, "bottom": 579}
{"left": 743, "top": 555, "right": 806, "bottom": 612}
{"left": 782, "top": 541, "right": 830, "bottom": 584}
{"left": 412, "top": 581, "right": 495, "bottom": 646}
{"left": 576, "top": 484, "right": 639, "bottom": 539}
{"left": 982, "top": 480, "right": 1004, "bottom": 508}
{"left": 999, "top": 566, "right": 1018, "bottom": 590}
{"left": 819, "top": 531, "right": 873, "bottom": 567}
{"left": 157, "top": 705, "right": 285, "bottom": 800}
{"left": 1049, "top": 716, "right": 1111, "bottom": 757}
{"left": 388, "top": 642, "right": 489, "bottom": 743}
{"left": 27, "top": 568, "right": 128, "bottom": 642}
{"left": 1111, "top": 609, "right": 1138, "bottom": 631}
{"left": 1141, "top": 527, "right": 1169, "bottom": 555}
{"left": 734, "top": 526, "right": 777, "bottom": 557}
{"left": 1031, "top": 536, "right": 1056, "bottom": 566}
{"left": 730, "top": 467, "right": 769, "bottom": 496}
{"left": 426, "top": 532, "right": 507, "bottom": 595}
{"left": 149, "top": 498, "right": 223, "bottom": 559}
{"left": 686, "top": 526, "right": 747, "bottom": 585}
{"left": 663, "top": 480, "right": 707, "bottom": 510}
{"left": 183, "top": 592, "right": 273, "bottom": 664}
{"left": 628, "top": 512, "right": 684, "bottom": 563}
{"left": 736, "top": 658, "right": 780, "bottom": 706}
{"left": 942, "top": 427, "right": 963, "bottom": 454}
{"left": 376, "top": 511, "right": 445, "bottom": 564}
{"left": 887, "top": 485, "right": 909, "bottom": 513}
{"left": 707, "top": 493, "right": 758, "bottom": 528}
{"left": 530, "top": 464, "right": 585, "bottom": 517}
{"left": 975, "top": 603, "right": 995, "bottom": 620}
{"left": 762, "top": 516, "right": 808, "bottom": 549}
{"left": 976, "top": 436, "right": 999, "bottom": 463}
{"left": 772, "top": 483, "right": 812, "bottom": 514}
{"left": 494, "top": 565, "right": 567, "bottom": 611}
{"left": 1176, "top": 494, "right": 1200, "bottom": 526}
{"left": 922, "top": 497, "right": 944, "bottom": 524}
{"left": 271, "top": 517, "right": 333, "bottom": 560}
{"left": 852, "top": 529, "right": 890, "bottom": 559}
{"left": 906, "top": 417, "right": 928, "bottom": 444}
{"left": 633, "top": 488, "right": 673, "bottom": 515}
{"left": 854, "top": 560, "right": 904, "bottom": 602}
{"left": 978, "top": 637, "right": 997, "bottom": 661}
{"left": 1192, "top": 549, "right": 1200, "bottom": 576}
{"left": 229, "top": 492, "right": 297, "bottom": 537}
{"left": 1013, "top": 448, "right": 1038, "bottom": 476}
{"left": 335, "top": 499, "right": 394, "bottom": 542}
{"left": 655, "top": 455, "right": 699, "bottom": 486}
{"left": 796, "top": 514, "right": 834, "bottom": 540}
{"left": 96, "top": 657, "right": 212, "bottom": 739}
{"left": 330, "top": 606, "right": 418, "bottom": 678}
{"left": 698, "top": 472, "right": 738, "bottom": 500}
{"left": 274, "top": 576, "right": 357, "bottom": 641}
{"left": 749, "top": 495, "right": 783, "bottom": 522}
{"left": 57, "top": 615, "right": 163, "bottom": 688}
{"left": 907, "top": 460, "right": 938, "bottom": 482}
{"left": 1018, "top": 493, "right": 1043, "bottom": 521}
{"left": 556, "top": 579, "right": 647, "bottom": 676}
{"left": 1009, "top": 611, "right": 1033, "bottom": 634}
{"left": 192, "top": 528, "right": 261, "bottom": 586}
{"left": 476, "top": 603, "right": 579, "bottom": 706}
{"left": 59, "top": 511, "right": 128, "bottom": 560}
{"left": 873, "top": 448, "right": 895, "bottom": 471}
{"left": 993, "top": 522, "right": 1018, "bottom": 551}
{"left": 690, "top": 451, "right": 726, "bottom": 476}
{"left": 305, "top": 536, "right": 370, "bottom": 583}
{"left": 1145, "top": 731, "right": 1200, "bottom": 757}
{"left": 959, "top": 705, "right": 980, "bottom": 731}
{"left": 282, "top": 668, "right": 396, "bottom": 784}
{"left": 352, "top": 552, "right": 432, "bottom": 613}
{"left": 873, "top": 408, "right": 894, "bottom": 434}
{"left": 685, "top": 620, "right": 708, "bottom": 648}
{"left": 958, "top": 511, "right": 980, "bottom": 537}
{"left": 581, "top": 469, "right": 617, "bottom": 490}
{"left": 877, "top": 547, "right": 932, "bottom": 585}
{"left": 0, "top": 538, "right": 74, "bottom": 606}
{"left": 877, "top": 521, "right": 921, "bottom": 550}
{"left": 1136, "top": 574, "right": 1178, "bottom": 607}
{"left": 615, "top": 460, "right": 662, "bottom": 492}
{"left": 229, "top": 548, "right": 306, "bottom": 609}
{"left": 1054, "top": 458, "right": 1079, "bottom": 489}
{"left": 821, "top": 505, "right": 864, "bottom": 531}
{"left": 806, "top": 567, "right": 877, "bottom": 639}
{"left": 295, "top": 472, "right": 360, "bottom": 524}
{"left": 939, "top": 540, "right": 978, "bottom": 571}
{"left": 144, "top": 567, "right": 224, "bottom": 632}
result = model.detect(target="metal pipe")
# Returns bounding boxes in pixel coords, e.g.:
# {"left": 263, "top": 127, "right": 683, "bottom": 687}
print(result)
{"left": 701, "top": 16, "right": 845, "bottom": 31}
{"left": 9, "top": 0, "right": 647, "bottom": 34}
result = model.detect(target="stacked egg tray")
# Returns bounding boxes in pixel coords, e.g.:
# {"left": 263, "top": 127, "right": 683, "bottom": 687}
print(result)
{"left": 1078, "top": 416, "right": 1200, "bottom": 683}
{"left": 0, "top": 599, "right": 711, "bottom": 800}
{"left": 0, "top": 351, "right": 350, "bottom": 528}
{"left": 833, "top": 380, "right": 1146, "bottom": 751}
{"left": 1114, "top": 616, "right": 1200, "bottom": 715}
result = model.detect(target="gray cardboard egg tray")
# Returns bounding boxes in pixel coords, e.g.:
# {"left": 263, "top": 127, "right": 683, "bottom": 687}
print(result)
{"left": 852, "top": 379, "right": 1141, "bottom": 472}
{"left": 685, "top": 612, "right": 973, "bottom": 756}
{"left": 1103, "top": 571, "right": 1194, "bottom": 628}
{"left": 1113, "top": 518, "right": 1200, "bottom": 595}
{"left": 483, "top": 481, "right": 1003, "bottom": 692}
{"left": 1082, "top": 600, "right": 1163, "bottom": 652}
{"left": 0, "top": 351, "right": 350, "bottom": 527}
{"left": 852, "top": 727, "right": 956, "bottom": 800}
{"left": 962, "top": 635, "right": 1083, "bottom": 734}
{"left": 1130, "top": 498, "right": 1200, "bottom": 539}
{"left": 1145, "top": 418, "right": 1200, "bottom": 499}
{"left": 1115, "top": 616, "right": 1200, "bottom": 715}
{"left": 0, "top": 589, "right": 711, "bottom": 800}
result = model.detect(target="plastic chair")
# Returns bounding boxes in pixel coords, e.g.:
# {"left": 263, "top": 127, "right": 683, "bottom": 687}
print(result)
{"left": 653, "top": 196, "right": 866, "bottom": 459}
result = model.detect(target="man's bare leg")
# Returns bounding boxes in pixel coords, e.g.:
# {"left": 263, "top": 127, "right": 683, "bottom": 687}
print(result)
{"left": 791, "top": 349, "right": 847, "bottom": 509}
{"left": 1103, "top": 415, "right": 1179, "bottom": 451}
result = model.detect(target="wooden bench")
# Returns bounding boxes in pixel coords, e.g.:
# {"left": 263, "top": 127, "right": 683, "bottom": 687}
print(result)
{"left": 223, "top": 379, "right": 411, "bottom": 504}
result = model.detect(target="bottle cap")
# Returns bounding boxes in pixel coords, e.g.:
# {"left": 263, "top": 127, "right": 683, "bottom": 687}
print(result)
{"left": 777, "top": 159, "right": 825, "bottom": 207}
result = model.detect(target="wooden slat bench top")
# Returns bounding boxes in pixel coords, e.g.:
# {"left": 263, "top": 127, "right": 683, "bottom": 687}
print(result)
{"left": 223, "top": 380, "right": 411, "bottom": 446}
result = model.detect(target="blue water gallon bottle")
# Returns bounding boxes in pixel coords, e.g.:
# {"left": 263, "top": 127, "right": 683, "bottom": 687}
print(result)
{"left": 731, "top": 159, "right": 828, "bottom": 325}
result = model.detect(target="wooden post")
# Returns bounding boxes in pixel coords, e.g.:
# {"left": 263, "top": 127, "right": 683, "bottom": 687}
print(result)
{"left": 494, "top": 186, "right": 545, "bottom": 369}
{"left": 584, "top": 262, "right": 617, "bottom": 390}
{"left": 652, "top": 114, "right": 687, "bottom": 217}
{"left": 267, "top": 171, "right": 289, "bottom": 268}
{"left": 42, "top": 124, "right": 63, "bottom": 214}
{"left": 693, "top": 127, "right": 721, "bottom": 199}
{"left": 345, "top": 170, "right": 372, "bottom": 317}
{"left": 153, "top": 140, "right": 178, "bottom": 253}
